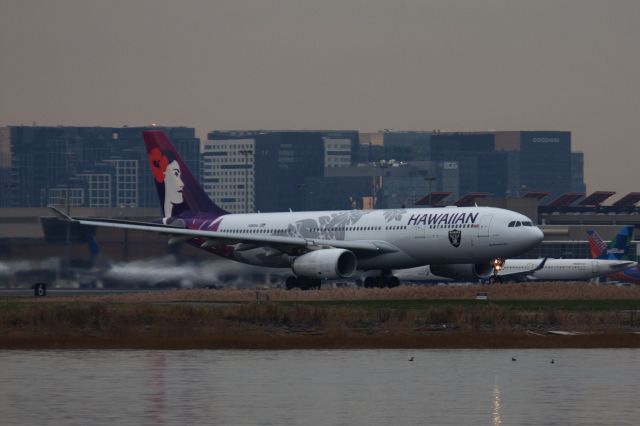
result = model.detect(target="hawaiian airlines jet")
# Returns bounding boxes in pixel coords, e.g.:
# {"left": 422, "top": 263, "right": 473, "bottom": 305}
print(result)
{"left": 50, "top": 130, "right": 543, "bottom": 290}
{"left": 588, "top": 226, "right": 640, "bottom": 284}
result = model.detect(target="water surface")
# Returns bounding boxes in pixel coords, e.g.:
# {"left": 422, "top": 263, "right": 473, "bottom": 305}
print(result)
{"left": 1, "top": 349, "right": 638, "bottom": 425}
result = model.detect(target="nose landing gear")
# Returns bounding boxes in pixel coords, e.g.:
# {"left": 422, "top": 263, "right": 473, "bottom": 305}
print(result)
{"left": 490, "top": 258, "right": 505, "bottom": 283}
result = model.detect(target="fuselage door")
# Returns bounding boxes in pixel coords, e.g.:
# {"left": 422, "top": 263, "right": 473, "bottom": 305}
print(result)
{"left": 415, "top": 224, "right": 425, "bottom": 239}
{"left": 591, "top": 260, "right": 597, "bottom": 274}
{"left": 478, "top": 215, "right": 492, "bottom": 237}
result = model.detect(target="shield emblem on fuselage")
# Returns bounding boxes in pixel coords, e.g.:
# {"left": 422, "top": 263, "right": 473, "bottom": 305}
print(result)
{"left": 448, "top": 229, "right": 461, "bottom": 248}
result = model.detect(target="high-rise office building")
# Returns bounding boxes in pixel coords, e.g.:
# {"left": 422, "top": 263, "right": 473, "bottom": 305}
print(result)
{"left": 0, "top": 126, "right": 200, "bottom": 209}
{"left": 571, "top": 152, "right": 586, "bottom": 193}
{"left": 381, "top": 131, "right": 432, "bottom": 162}
{"left": 518, "top": 131, "right": 572, "bottom": 198}
{"left": 202, "top": 137, "right": 256, "bottom": 214}
{"left": 205, "top": 130, "right": 360, "bottom": 213}
{"left": 363, "top": 130, "right": 583, "bottom": 200}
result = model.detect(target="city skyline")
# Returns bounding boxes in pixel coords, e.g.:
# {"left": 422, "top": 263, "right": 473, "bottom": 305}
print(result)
{"left": 1, "top": 1, "right": 638, "bottom": 199}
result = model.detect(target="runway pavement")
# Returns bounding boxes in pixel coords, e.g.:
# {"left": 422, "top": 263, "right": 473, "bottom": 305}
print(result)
{"left": 0, "top": 288, "right": 166, "bottom": 298}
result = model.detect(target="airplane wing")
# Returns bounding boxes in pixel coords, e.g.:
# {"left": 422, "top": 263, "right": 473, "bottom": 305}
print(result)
{"left": 495, "top": 257, "right": 548, "bottom": 280}
{"left": 49, "top": 207, "right": 399, "bottom": 256}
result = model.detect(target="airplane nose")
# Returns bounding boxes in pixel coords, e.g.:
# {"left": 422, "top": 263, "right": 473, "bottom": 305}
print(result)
{"left": 531, "top": 226, "right": 544, "bottom": 245}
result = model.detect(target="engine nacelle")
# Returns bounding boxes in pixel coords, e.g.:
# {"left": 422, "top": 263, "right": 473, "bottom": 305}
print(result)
{"left": 292, "top": 249, "right": 357, "bottom": 279}
{"left": 430, "top": 263, "right": 494, "bottom": 281}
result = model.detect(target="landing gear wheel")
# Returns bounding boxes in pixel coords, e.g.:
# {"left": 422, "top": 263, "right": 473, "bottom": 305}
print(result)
{"left": 386, "top": 276, "right": 400, "bottom": 288}
{"left": 285, "top": 276, "right": 299, "bottom": 290}
{"left": 301, "top": 278, "right": 322, "bottom": 290}
{"left": 364, "top": 277, "right": 377, "bottom": 288}
{"left": 489, "top": 275, "right": 502, "bottom": 284}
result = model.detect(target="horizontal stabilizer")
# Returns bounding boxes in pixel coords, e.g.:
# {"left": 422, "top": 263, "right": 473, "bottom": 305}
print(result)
{"left": 48, "top": 206, "right": 74, "bottom": 222}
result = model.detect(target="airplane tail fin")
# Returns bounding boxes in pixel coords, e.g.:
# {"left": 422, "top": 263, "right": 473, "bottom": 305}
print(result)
{"left": 587, "top": 226, "right": 634, "bottom": 260}
{"left": 587, "top": 229, "right": 609, "bottom": 259}
{"left": 611, "top": 226, "right": 634, "bottom": 260}
{"left": 143, "top": 130, "right": 228, "bottom": 218}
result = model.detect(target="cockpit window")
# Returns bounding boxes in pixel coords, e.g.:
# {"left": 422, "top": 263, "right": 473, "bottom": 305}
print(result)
{"left": 522, "top": 221, "right": 533, "bottom": 226}
{"left": 515, "top": 221, "right": 521, "bottom": 227}
{"left": 508, "top": 221, "right": 515, "bottom": 227}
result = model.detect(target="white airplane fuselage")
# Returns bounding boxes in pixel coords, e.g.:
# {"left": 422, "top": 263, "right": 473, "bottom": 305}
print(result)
{"left": 209, "top": 206, "right": 543, "bottom": 271}
{"left": 498, "top": 258, "right": 637, "bottom": 281}
{"left": 394, "top": 258, "right": 637, "bottom": 282}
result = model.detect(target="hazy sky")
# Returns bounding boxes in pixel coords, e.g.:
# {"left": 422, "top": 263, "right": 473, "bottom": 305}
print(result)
{"left": 1, "top": 0, "right": 639, "bottom": 198}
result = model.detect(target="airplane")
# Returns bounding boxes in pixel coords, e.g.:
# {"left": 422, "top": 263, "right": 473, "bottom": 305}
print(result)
{"left": 389, "top": 257, "right": 637, "bottom": 284}
{"left": 587, "top": 226, "right": 640, "bottom": 284}
{"left": 49, "top": 130, "right": 544, "bottom": 290}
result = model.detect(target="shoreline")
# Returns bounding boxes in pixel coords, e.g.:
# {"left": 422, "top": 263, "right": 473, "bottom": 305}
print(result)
{"left": 2, "top": 332, "right": 640, "bottom": 350}
{"left": 2, "top": 284, "right": 640, "bottom": 349}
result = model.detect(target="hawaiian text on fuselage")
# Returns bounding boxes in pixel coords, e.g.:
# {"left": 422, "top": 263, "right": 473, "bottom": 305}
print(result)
{"left": 407, "top": 212, "right": 479, "bottom": 226}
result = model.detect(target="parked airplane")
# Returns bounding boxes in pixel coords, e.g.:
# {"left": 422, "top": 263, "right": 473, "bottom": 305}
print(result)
{"left": 587, "top": 226, "right": 640, "bottom": 284}
{"left": 50, "top": 130, "right": 543, "bottom": 290}
{"left": 390, "top": 257, "right": 636, "bottom": 284}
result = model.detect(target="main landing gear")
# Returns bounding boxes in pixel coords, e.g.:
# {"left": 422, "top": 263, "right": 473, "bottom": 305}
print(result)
{"left": 363, "top": 270, "right": 401, "bottom": 288}
{"left": 285, "top": 276, "right": 322, "bottom": 290}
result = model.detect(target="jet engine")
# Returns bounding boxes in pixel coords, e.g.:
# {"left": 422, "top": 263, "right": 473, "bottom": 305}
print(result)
{"left": 292, "top": 249, "right": 357, "bottom": 279}
{"left": 430, "top": 262, "right": 494, "bottom": 281}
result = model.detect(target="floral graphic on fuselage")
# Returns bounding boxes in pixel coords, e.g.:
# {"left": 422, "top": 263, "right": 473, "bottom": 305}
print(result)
{"left": 383, "top": 209, "right": 407, "bottom": 222}
{"left": 290, "top": 210, "right": 374, "bottom": 241}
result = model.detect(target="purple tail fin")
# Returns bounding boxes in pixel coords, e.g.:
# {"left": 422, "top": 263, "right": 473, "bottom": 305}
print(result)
{"left": 143, "top": 130, "right": 228, "bottom": 218}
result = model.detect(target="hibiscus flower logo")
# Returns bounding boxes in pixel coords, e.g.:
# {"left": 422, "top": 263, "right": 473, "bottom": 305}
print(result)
{"left": 148, "top": 147, "right": 168, "bottom": 183}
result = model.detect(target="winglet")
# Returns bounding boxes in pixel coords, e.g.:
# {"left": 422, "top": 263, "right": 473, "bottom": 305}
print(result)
{"left": 48, "top": 205, "right": 75, "bottom": 222}
{"left": 534, "top": 257, "right": 548, "bottom": 271}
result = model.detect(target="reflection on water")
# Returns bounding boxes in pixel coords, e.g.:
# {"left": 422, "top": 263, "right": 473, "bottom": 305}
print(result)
{"left": 493, "top": 379, "right": 502, "bottom": 426}
{"left": 150, "top": 353, "right": 166, "bottom": 425}
{"left": 1, "top": 349, "right": 639, "bottom": 426}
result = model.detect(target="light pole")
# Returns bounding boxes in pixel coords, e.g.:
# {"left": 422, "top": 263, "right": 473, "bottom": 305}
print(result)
{"left": 239, "top": 149, "right": 253, "bottom": 213}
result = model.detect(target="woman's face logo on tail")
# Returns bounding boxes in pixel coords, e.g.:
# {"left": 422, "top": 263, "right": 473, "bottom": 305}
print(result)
{"left": 147, "top": 148, "right": 185, "bottom": 217}
{"left": 164, "top": 160, "right": 184, "bottom": 206}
